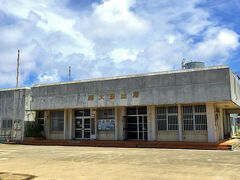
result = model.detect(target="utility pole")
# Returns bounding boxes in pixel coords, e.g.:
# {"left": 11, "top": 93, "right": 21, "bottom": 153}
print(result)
{"left": 69, "top": 66, "right": 71, "bottom": 81}
{"left": 16, "top": 49, "right": 20, "bottom": 88}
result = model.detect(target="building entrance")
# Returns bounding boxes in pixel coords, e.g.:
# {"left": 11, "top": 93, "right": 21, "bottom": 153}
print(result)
{"left": 126, "top": 107, "right": 148, "bottom": 140}
{"left": 75, "top": 110, "right": 91, "bottom": 139}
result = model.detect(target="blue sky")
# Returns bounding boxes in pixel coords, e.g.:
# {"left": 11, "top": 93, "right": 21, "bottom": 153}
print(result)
{"left": 0, "top": 0, "right": 239, "bottom": 88}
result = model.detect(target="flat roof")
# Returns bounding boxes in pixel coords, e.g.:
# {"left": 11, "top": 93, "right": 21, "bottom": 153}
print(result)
{"left": 0, "top": 87, "right": 30, "bottom": 92}
{"left": 0, "top": 65, "right": 230, "bottom": 91}
{"left": 32, "top": 65, "right": 229, "bottom": 88}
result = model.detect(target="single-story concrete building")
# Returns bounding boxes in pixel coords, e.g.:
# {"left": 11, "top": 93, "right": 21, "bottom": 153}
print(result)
{"left": 0, "top": 65, "right": 240, "bottom": 143}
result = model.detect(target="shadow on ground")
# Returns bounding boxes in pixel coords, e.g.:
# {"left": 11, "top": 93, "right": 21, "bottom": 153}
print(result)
{"left": 0, "top": 172, "right": 36, "bottom": 180}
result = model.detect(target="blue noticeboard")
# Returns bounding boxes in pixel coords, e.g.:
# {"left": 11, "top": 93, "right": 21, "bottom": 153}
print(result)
{"left": 237, "top": 117, "right": 240, "bottom": 123}
{"left": 98, "top": 119, "right": 115, "bottom": 131}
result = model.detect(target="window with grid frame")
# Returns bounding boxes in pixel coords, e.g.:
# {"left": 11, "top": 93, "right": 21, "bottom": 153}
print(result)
{"left": 156, "top": 106, "right": 178, "bottom": 131}
{"left": 50, "top": 111, "right": 64, "bottom": 131}
{"left": 98, "top": 109, "right": 115, "bottom": 120}
{"left": 1, "top": 119, "right": 12, "bottom": 129}
{"left": 182, "top": 105, "right": 207, "bottom": 132}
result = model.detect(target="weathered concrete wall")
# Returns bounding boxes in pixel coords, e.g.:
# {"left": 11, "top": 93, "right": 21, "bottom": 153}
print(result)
{"left": 0, "top": 88, "right": 30, "bottom": 141}
{"left": 157, "top": 132, "right": 179, "bottom": 141}
{"left": 230, "top": 71, "right": 240, "bottom": 106}
{"left": 182, "top": 133, "right": 208, "bottom": 142}
{"left": 30, "top": 66, "right": 232, "bottom": 110}
{"left": 97, "top": 131, "right": 115, "bottom": 140}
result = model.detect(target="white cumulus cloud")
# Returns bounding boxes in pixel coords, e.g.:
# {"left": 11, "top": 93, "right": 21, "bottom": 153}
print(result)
{"left": 0, "top": 0, "right": 239, "bottom": 89}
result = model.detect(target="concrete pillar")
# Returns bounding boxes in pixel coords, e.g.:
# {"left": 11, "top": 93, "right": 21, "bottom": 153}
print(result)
{"left": 115, "top": 107, "right": 118, "bottom": 140}
{"left": 147, "top": 105, "right": 156, "bottom": 141}
{"left": 68, "top": 109, "right": 73, "bottom": 140}
{"left": 178, "top": 104, "right": 183, "bottom": 141}
{"left": 118, "top": 107, "right": 126, "bottom": 140}
{"left": 206, "top": 103, "right": 217, "bottom": 142}
{"left": 150, "top": 106, "right": 156, "bottom": 141}
{"left": 90, "top": 108, "right": 97, "bottom": 140}
{"left": 64, "top": 109, "right": 68, "bottom": 140}
{"left": 44, "top": 111, "right": 50, "bottom": 139}
{"left": 219, "top": 108, "right": 224, "bottom": 141}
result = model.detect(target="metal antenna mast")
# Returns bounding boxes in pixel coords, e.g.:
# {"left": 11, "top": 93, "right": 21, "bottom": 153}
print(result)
{"left": 69, "top": 66, "right": 71, "bottom": 81}
{"left": 16, "top": 49, "right": 20, "bottom": 88}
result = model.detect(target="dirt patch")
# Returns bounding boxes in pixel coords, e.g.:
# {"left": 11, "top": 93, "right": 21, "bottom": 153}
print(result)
{"left": 0, "top": 172, "right": 36, "bottom": 180}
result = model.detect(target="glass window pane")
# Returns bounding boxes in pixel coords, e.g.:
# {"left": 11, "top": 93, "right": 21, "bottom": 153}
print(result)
{"left": 157, "top": 115, "right": 166, "bottom": 120}
{"left": 182, "top": 106, "right": 193, "bottom": 114}
{"left": 138, "top": 107, "right": 147, "bottom": 115}
{"left": 128, "top": 116, "right": 137, "bottom": 124}
{"left": 2, "top": 120, "right": 6, "bottom": 128}
{"left": 194, "top": 105, "right": 206, "bottom": 113}
{"left": 50, "top": 111, "right": 64, "bottom": 131}
{"left": 168, "top": 106, "right": 178, "bottom": 113}
{"left": 158, "top": 120, "right": 167, "bottom": 130}
{"left": 168, "top": 116, "right": 178, "bottom": 124}
{"left": 195, "top": 115, "right": 207, "bottom": 125}
{"left": 157, "top": 107, "right": 166, "bottom": 114}
{"left": 127, "top": 107, "right": 137, "bottom": 115}
{"left": 75, "top": 110, "right": 84, "bottom": 117}
{"left": 84, "top": 109, "right": 90, "bottom": 116}
{"left": 168, "top": 125, "right": 178, "bottom": 131}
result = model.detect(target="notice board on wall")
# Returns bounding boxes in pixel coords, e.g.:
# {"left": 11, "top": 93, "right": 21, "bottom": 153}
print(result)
{"left": 98, "top": 119, "right": 115, "bottom": 131}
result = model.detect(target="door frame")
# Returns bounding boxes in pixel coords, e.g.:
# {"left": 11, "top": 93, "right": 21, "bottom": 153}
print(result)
{"left": 73, "top": 109, "right": 92, "bottom": 140}
{"left": 127, "top": 115, "right": 148, "bottom": 141}
{"left": 75, "top": 117, "right": 91, "bottom": 139}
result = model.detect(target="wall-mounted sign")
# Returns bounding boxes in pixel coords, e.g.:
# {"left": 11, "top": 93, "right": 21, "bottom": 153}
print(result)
{"left": 98, "top": 119, "right": 115, "bottom": 131}
{"left": 133, "top": 91, "right": 139, "bottom": 98}
{"left": 121, "top": 92, "right": 127, "bottom": 99}
{"left": 88, "top": 95, "right": 94, "bottom": 101}
{"left": 109, "top": 93, "right": 115, "bottom": 100}
{"left": 99, "top": 94, "right": 104, "bottom": 100}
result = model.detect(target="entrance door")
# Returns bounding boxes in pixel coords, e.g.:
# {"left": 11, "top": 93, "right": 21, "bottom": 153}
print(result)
{"left": 75, "top": 109, "right": 91, "bottom": 139}
{"left": 126, "top": 107, "right": 148, "bottom": 140}
{"left": 75, "top": 118, "right": 90, "bottom": 139}
{"left": 127, "top": 115, "right": 147, "bottom": 140}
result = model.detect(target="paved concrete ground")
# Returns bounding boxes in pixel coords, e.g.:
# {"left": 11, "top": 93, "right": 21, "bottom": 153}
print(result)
{"left": 0, "top": 144, "right": 240, "bottom": 180}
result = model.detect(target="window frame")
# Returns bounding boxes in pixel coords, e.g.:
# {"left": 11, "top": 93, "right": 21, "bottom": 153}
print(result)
{"left": 156, "top": 106, "right": 178, "bottom": 131}
{"left": 1, "top": 119, "right": 12, "bottom": 129}
{"left": 50, "top": 111, "right": 64, "bottom": 132}
{"left": 182, "top": 105, "right": 207, "bottom": 133}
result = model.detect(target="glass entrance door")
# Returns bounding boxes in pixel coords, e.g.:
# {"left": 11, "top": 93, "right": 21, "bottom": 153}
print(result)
{"left": 127, "top": 115, "right": 147, "bottom": 140}
{"left": 75, "top": 118, "right": 90, "bottom": 139}
{"left": 75, "top": 109, "right": 91, "bottom": 139}
{"left": 126, "top": 107, "right": 148, "bottom": 140}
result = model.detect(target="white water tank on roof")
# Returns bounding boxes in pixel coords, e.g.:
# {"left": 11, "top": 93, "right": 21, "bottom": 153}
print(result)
{"left": 184, "top": 61, "right": 205, "bottom": 69}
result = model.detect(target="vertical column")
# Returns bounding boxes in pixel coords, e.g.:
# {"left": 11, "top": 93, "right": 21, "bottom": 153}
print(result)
{"left": 219, "top": 108, "right": 224, "bottom": 140}
{"left": 44, "top": 111, "right": 50, "bottom": 139}
{"left": 115, "top": 107, "right": 118, "bottom": 140}
{"left": 68, "top": 109, "right": 73, "bottom": 140}
{"left": 178, "top": 104, "right": 183, "bottom": 141}
{"left": 206, "top": 103, "right": 217, "bottom": 142}
{"left": 119, "top": 107, "right": 126, "bottom": 140}
{"left": 90, "top": 108, "right": 97, "bottom": 140}
{"left": 64, "top": 109, "right": 68, "bottom": 140}
{"left": 118, "top": 107, "right": 123, "bottom": 140}
{"left": 147, "top": 105, "right": 156, "bottom": 141}
{"left": 150, "top": 105, "right": 156, "bottom": 141}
